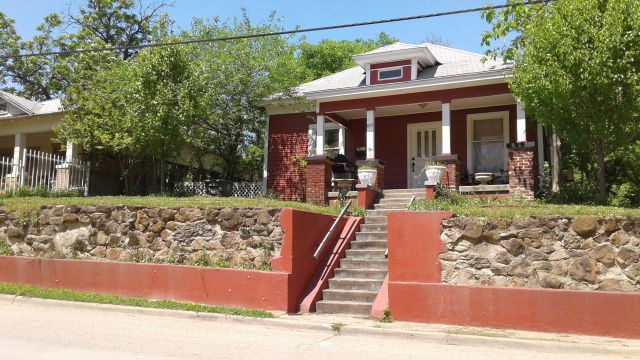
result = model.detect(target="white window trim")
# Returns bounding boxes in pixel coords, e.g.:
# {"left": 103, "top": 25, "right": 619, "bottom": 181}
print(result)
{"left": 376, "top": 66, "right": 404, "bottom": 81}
{"left": 0, "top": 103, "right": 7, "bottom": 114}
{"left": 308, "top": 122, "right": 345, "bottom": 156}
{"left": 466, "top": 111, "right": 510, "bottom": 174}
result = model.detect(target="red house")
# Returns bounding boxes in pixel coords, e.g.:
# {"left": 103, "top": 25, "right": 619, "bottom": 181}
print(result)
{"left": 265, "top": 42, "right": 544, "bottom": 205}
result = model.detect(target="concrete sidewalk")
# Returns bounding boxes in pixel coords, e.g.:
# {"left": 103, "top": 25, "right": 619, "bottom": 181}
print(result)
{"left": 1, "top": 294, "right": 638, "bottom": 358}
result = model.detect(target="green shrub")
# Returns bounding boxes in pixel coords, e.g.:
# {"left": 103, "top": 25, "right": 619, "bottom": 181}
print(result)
{"left": 348, "top": 206, "right": 368, "bottom": 217}
{"left": 127, "top": 249, "right": 153, "bottom": 263}
{"left": 609, "top": 182, "right": 640, "bottom": 208}
{"left": 0, "top": 241, "right": 13, "bottom": 256}
{"left": 379, "top": 308, "right": 393, "bottom": 323}
{"left": 544, "top": 181, "right": 605, "bottom": 205}
{"left": 536, "top": 161, "right": 553, "bottom": 199}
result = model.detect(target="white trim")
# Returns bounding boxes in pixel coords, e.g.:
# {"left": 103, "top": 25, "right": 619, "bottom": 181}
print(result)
{"left": 466, "top": 111, "right": 510, "bottom": 174}
{"left": 366, "top": 109, "right": 376, "bottom": 159}
{"left": 365, "top": 64, "right": 371, "bottom": 86}
{"left": 411, "top": 58, "right": 418, "bottom": 80}
{"left": 516, "top": 101, "right": 527, "bottom": 142}
{"left": 441, "top": 103, "right": 451, "bottom": 154}
{"left": 308, "top": 121, "right": 345, "bottom": 156}
{"left": 406, "top": 122, "right": 442, "bottom": 188}
{"left": 262, "top": 116, "right": 269, "bottom": 194}
{"left": 376, "top": 66, "right": 404, "bottom": 81}
{"left": 353, "top": 46, "right": 437, "bottom": 68}
{"left": 305, "top": 69, "right": 511, "bottom": 101}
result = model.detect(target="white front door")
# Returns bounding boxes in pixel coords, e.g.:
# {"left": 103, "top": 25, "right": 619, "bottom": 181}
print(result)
{"left": 407, "top": 122, "right": 442, "bottom": 188}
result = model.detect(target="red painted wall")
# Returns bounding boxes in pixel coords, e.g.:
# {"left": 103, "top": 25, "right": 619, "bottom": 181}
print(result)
{"left": 386, "top": 211, "right": 640, "bottom": 339}
{"left": 0, "top": 209, "right": 355, "bottom": 314}
{"left": 0, "top": 256, "right": 290, "bottom": 311}
{"left": 268, "top": 113, "right": 314, "bottom": 200}
{"left": 370, "top": 60, "right": 413, "bottom": 85}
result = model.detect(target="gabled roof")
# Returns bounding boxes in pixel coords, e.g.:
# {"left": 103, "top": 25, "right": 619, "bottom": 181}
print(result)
{"left": 296, "top": 42, "right": 510, "bottom": 96}
{"left": 0, "top": 90, "right": 63, "bottom": 115}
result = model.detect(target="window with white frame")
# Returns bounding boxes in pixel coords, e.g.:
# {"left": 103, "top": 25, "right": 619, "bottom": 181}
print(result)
{"left": 0, "top": 103, "right": 6, "bottom": 114}
{"left": 308, "top": 123, "right": 345, "bottom": 157}
{"left": 377, "top": 67, "right": 403, "bottom": 81}
{"left": 467, "top": 112, "right": 509, "bottom": 174}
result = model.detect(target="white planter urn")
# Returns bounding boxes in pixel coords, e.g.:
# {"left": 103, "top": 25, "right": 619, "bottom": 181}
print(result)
{"left": 357, "top": 169, "right": 378, "bottom": 187}
{"left": 425, "top": 165, "right": 447, "bottom": 184}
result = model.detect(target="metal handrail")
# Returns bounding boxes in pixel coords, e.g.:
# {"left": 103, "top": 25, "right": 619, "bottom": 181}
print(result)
{"left": 406, "top": 195, "right": 417, "bottom": 209}
{"left": 313, "top": 199, "right": 352, "bottom": 259}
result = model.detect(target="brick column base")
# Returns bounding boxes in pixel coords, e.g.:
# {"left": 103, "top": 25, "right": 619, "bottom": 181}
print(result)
{"left": 432, "top": 154, "right": 461, "bottom": 189}
{"left": 507, "top": 142, "right": 535, "bottom": 200}
{"left": 305, "top": 156, "right": 333, "bottom": 205}
{"left": 356, "top": 184, "right": 381, "bottom": 209}
{"left": 356, "top": 159, "right": 385, "bottom": 190}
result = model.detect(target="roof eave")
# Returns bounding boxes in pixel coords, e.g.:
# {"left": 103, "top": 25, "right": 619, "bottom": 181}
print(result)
{"left": 304, "top": 68, "right": 513, "bottom": 101}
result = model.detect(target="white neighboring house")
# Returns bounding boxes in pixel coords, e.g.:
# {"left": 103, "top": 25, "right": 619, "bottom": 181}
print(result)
{"left": 0, "top": 90, "right": 88, "bottom": 192}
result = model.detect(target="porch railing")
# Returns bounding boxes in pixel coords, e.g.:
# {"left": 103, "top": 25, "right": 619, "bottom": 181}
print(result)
{"left": 0, "top": 149, "right": 90, "bottom": 195}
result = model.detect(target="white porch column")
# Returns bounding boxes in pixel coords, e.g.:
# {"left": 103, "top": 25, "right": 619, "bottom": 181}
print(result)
{"left": 13, "top": 132, "right": 25, "bottom": 163}
{"left": 315, "top": 114, "right": 325, "bottom": 156}
{"left": 65, "top": 141, "right": 78, "bottom": 163}
{"left": 517, "top": 102, "right": 527, "bottom": 142}
{"left": 441, "top": 102, "right": 451, "bottom": 154}
{"left": 366, "top": 109, "right": 375, "bottom": 159}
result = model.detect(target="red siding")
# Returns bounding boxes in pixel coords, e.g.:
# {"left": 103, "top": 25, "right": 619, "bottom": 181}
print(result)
{"left": 267, "top": 113, "right": 314, "bottom": 200}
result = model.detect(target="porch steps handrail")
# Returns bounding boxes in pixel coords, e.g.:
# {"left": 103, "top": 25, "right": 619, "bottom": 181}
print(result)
{"left": 313, "top": 199, "right": 352, "bottom": 259}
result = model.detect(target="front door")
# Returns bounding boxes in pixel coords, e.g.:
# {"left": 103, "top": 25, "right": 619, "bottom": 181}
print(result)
{"left": 407, "top": 122, "right": 441, "bottom": 188}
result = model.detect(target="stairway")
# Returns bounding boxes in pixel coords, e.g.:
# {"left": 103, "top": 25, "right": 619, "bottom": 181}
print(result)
{"left": 315, "top": 188, "right": 425, "bottom": 316}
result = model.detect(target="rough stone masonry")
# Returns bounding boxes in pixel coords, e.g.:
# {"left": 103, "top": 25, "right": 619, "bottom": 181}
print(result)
{"left": 439, "top": 216, "right": 640, "bottom": 292}
{"left": 0, "top": 205, "right": 283, "bottom": 270}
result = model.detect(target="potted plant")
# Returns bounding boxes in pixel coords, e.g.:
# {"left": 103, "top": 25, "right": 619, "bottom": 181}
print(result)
{"left": 424, "top": 162, "right": 447, "bottom": 184}
{"left": 357, "top": 164, "right": 378, "bottom": 187}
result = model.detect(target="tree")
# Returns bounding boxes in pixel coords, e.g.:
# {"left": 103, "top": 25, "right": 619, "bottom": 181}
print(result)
{"left": 0, "top": 0, "right": 170, "bottom": 100}
{"left": 507, "top": 0, "right": 640, "bottom": 199}
{"left": 184, "top": 12, "right": 301, "bottom": 181}
{"left": 57, "top": 23, "right": 195, "bottom": 194}
{"left": 297, "top": 32, "right": 397, "bottom": 81}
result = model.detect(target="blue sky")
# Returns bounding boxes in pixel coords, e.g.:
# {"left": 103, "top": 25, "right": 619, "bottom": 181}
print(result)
{"left": 2, "top": 0, "right": 502, "bottom": 54}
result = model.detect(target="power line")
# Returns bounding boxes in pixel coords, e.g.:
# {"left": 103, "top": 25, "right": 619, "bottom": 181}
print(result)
{"left": 0, "top": 1, "right": 550, "bottom": 60}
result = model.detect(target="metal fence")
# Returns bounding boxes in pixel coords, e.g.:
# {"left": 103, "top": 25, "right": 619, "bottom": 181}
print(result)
{"left": 0, "top": 149, "right": 90, "bottom": 195}
{"left": 173, "top": 180, "right": 264, "bottom": 198}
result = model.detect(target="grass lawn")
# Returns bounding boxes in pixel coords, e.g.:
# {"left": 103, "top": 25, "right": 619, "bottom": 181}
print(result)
{"left": 0, "top": 282, "right": 274, "bottom": 318}
{"left": 0, "top": 196, "right": 339, "bottom": 215}
{"left": 410, "top": 198, "right": 640, "bottom": 218}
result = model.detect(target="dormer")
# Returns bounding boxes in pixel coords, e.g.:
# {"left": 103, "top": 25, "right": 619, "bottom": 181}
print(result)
{"left": 352, "top": 43, "right": 437, "bottom": 86}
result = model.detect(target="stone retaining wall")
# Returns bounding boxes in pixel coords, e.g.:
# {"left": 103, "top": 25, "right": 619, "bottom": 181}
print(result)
{"left": 439, "top": 216, "right": 640, "bottom": 292}
{"left": 0, "top": 205, "right": 283, "bottom": 270}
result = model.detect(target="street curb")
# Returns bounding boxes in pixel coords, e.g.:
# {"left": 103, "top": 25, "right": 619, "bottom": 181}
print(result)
{"left": 1, "top": 294, "right": 638, "bottom": 357}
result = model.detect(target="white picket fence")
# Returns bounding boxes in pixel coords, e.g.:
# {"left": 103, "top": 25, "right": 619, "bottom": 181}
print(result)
{"left": 0, "top": 149, "right": 90, "bottom": 195}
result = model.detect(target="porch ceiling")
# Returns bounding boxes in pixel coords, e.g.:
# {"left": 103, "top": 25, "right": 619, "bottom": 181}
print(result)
{"left": 331, "top": 93, "right": 516, "bottom": 120}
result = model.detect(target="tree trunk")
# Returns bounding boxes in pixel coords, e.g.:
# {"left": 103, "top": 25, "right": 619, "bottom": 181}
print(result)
{"left": 160, "top": 158, "right": 166, "bottom": 194}
{"left": 596, "top": 144, "right": 607, "bottom": 201}
{"left": 551, "top": 127, "right": 561, "bottom": 192}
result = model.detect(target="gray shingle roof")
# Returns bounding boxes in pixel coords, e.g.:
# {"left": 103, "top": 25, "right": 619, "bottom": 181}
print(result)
{"left": 0, "top": 90, "right": 63, "bottom": 115}
{"left": 297, "top": 42, "right": 510, "bottom": 94}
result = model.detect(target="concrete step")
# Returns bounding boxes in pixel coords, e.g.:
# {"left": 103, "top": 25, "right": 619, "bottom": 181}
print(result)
{"left": 328, "top": 278, "right": 384, "bottom": 291}
{"left": 345, "top": 249, "right": 387, "bottom": 260}
{"left": 355, "top": 232, "right": 387, "bottom": 241}
{"left": 334, "top": 268, "right": 387, "bottom": 280}
{"left": 378, "top": 198, "right": 413, "bottom": 205}
{"left": 359, "top": 224, "right": 387, "bottom": 232}
{"left": 322, "top": 289, "right": 378, "bottom": 302}
{"left": 340, "top": 258, "right": 388, "bottom": 270}
{"left": 316, "top": 300, "right": 372, "bottom": 316}
{"left": 366, "top": 209, "right": 399, "bottom": 217}
{"left": 374, "top": 203, "right": 410, "bottom": 210}
{"left": 379, "top": 194, "right": 415, "bottom": 200}
{"left": 383, "top": 189, "right": 425, "bottom": 195}
{"left": 350, "top": 240, "right": 388, "bottom": 249}
{"left": 363, "top": 216, "right": 387, "bottom": 225}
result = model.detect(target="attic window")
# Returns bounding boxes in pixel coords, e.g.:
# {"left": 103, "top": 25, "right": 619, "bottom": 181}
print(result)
{"left": 377, "top": 68, "right": 403, "bottom": 81}
{"left": 0, "top": 104, "right": 6, "bottom": 114}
